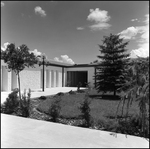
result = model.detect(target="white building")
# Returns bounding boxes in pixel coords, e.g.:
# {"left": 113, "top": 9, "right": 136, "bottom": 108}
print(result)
{"left": 1, "top": 60, "right": 98, "bottom": 92}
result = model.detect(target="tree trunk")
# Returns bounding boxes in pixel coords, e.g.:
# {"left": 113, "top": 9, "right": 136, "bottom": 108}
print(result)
{"left": 17, "top": 72, "right": 21, "bottom": 101}
{"left": 114, "top": 89, "right": 116, "bottom": 96}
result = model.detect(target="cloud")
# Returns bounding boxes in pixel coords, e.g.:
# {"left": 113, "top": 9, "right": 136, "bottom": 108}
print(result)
{"left": 131, "top": 18, "right": 138, "bottom": 22}
{"left": 34, "top": 6, "right": 46, "bottom": 17}
{"left": 87, "top": 8, "right": 111, "bottom": 31}
{"left": 30, "top": 49, "right": 42, "bottom": 56}
{"left": 54, "top": 55, "right": 75, "bottom": 64}
{"left": 89, "top": 22, "right": 111, "bottom": 31}
{"left": 129, "top": 14, "right": 149, "bottom": 58}
{"left": 1, "top": 1, "right": 4, "bottom": 7}
{"left": 118, "top": 26, "right": 139, "bottom": 39}
{"left": 1, "top": 42, "right": 10, "bottom": 51}
{"left": 77, "top": 27, "right": 84, "bottom": 30}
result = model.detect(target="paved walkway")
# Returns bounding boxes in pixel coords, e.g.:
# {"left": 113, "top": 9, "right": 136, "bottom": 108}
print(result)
{"left": 1, "top": 114, "right": 149, "bottom": 148}
{"left": 1, "top": 87, "right": 85, "bottom": 104}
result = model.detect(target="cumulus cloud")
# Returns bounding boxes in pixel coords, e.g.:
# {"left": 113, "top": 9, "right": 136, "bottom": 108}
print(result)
{"left": 123, "top": 14, "right": 149, "bottom": 58}
{"left": 54, "top": 55, "right": 75, "bottom": 65}
{"left": 87, "top": 8, "right": 111, "bottom": 31}
{"left": 77, "top": 27, "right": 84, "bottom": 30}
{"left": 30, "top": 49, "right": 42, "bottom": 56}
{"left": 118, "top": 26, "right": 139, "bottom": 39}
{"left": 1, "top": 42, "right": 10, "bottom": 51}
{"left": 1, "top": 1, "right": 4, "bottom": 7}
{"left": 34, "top": 6, "right": 46, "bottom": 17}
{"left": 131, "top": 18, "right": 138, "bottom": 22}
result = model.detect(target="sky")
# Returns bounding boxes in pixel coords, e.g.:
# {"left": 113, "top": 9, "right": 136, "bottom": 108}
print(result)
{"left": 1, "top": 1, "right": 149, "bottom": 64}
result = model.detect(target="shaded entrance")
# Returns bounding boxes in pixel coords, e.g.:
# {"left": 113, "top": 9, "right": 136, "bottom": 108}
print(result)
{"left": 67, "top": 71, "right": 88, "bottom": 87}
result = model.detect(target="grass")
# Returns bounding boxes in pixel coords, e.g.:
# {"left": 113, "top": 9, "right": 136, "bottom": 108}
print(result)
{"left": 37, "top": 89, "right": 140, "bottom": 122}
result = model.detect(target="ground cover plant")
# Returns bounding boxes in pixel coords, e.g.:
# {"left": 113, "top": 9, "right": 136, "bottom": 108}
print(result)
{"left": 36, "top": 89, "right": 143, "bottom": 137}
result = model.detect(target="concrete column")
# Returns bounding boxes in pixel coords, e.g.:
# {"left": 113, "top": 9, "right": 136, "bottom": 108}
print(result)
{"left": 2, "top": 66, "right": 8, "bottom": 91}
{"left": 51, "top": 70, "right": 54, "bottom": 87}
{"left": 49, "top": 70, "right": 51, "bottom": 88}
{"left": 56, "top": 70, "right": 58, "bottom": 87}
{"left": 58, "top": 71, "right": 62, "bottom": 87}
{"left": 46, "top": 70, "right": 50, "bottom": 88}
{"left": 53, "top": 70, "right": 56, "bottom": 87}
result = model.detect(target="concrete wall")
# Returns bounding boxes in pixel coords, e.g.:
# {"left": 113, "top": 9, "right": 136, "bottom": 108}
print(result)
{"left": 20, "top": 69, "right": 41, "bottom": 91}
{"left": 1, "top": 60, "right": 66, "bottom": 92}
{"left": 1, "top": 60, "right": 95, "bottom": 91}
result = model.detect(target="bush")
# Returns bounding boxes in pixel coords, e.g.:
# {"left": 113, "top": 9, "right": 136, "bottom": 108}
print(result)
{"left": 39, "top": 96, "right": 47, "bottom": 100}
{"left": 77, "top": 90, "right": 85, "bottom": 93}
{"left": 1, "top": 89, "right": 19, "bottom": 114}
{"left": 79, "top": 92, "right": 92, "bottom": 127}
{"left": 47, "top": 96, "right": 61, "bottom": 122}
{"left": 16, "top": 89, "right": 31, "bottom": 117}
{"left": 55, "top": 92, "right": 65, "bottom": 97}
{"left": 68, "top": 90, "right": 76, "bottom": 94}
{"left": 77, "top": 82, "right": 82, "bottom": 91}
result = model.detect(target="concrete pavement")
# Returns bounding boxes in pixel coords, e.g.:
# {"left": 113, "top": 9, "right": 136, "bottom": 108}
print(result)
{"left": 1, "top": 114, "right": 149, "bottom": 148}
{"left": 1, "top": 87, "right": 85, "bottom": 104}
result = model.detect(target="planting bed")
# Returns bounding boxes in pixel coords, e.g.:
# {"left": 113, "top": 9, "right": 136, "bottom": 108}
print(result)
{"left": 28, "top": 89, "right": 144, "bottom": 137}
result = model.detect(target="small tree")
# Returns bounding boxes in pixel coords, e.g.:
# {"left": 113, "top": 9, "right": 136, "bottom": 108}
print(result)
{"left": 95, "top": 34, "right": 130, "bottom": 96}
{"left": 1, "top": 43, "right": 38, "bottom": 100}
{"left": 47, "top": 96, "right": 61, "bottom": 122}
{"left": 79, "top": 91, "right": 92, "bottom": 127}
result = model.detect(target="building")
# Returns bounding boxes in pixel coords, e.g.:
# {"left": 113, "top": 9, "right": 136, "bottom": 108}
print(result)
{"left": 1, "top": 60, "right": 98, "bottom": 92}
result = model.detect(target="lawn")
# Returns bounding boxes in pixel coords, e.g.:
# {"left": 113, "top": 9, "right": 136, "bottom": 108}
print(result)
{"left": 37, "top": 89, "right": 140, "bottom": 126}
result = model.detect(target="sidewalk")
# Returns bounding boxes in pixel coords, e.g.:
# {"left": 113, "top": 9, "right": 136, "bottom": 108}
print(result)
{"left": 1, "top": 87, "right": 85, "bottom": 104}
{"left": 1, "top": 114, "right": 149, "bottom": 148}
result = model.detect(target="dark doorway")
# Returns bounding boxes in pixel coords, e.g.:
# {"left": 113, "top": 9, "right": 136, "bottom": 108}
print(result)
{"left": 67, "top": 71, "right": 88, "bottom": 87}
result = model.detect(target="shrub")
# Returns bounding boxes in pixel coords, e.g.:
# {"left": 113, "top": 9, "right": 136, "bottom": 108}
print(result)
{"left": 55, "top": 92, "right": 65, "bottom": 96}
{"left": 79, "top": 92, "right": 92, "bottom": 127}
{"left": 39, "top": 96, "right": 47, "bottom": 100}
{"left": 77, "top": 82, "right": 82, "bottom": 91}
{"left": 16, "top": 89, "right": 31, "bottom": 117}
{"left": 68, "top": 90, "right": 76, "bottom": 94}
{"left": 114, "top": 115, "right": 149, "bottom": 138}
{"left": 1, "top": 89, "right": 19, "bottom": 114}
{"left": 47, "top": 96, "right": 61, "bottom": 122}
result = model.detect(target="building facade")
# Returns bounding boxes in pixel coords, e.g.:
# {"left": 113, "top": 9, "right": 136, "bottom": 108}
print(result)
{"left": 1, "top": 60, "right": 98, "bottom": 92}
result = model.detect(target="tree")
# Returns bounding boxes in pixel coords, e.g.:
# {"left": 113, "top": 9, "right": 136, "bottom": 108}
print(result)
{"left": 95, "top": 34, "right": 130, "bottom": 96}
{"left": 1, "top": 43, "right": 38, "bottom": 101}
{"left": 116, "top": 57, "right": 149, "bottom": 138}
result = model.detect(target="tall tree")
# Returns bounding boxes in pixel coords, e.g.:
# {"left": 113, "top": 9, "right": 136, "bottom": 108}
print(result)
{"left": 95, "top": 34, "right": 130, "bottom": 96}
{"left": 1, "top": 43, "right": 38, "bottom": 100}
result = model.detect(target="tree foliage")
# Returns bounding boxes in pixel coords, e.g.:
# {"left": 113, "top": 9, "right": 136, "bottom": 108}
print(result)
{"left": 95, "top": 34, "right": 130, "bottom": 96}
{"left": 1, "top": 43, "right": 38, "bottom": 73}
{"left": 1, "top": 43, "right": 38, "bottom": 100}
{"left": 116, "top": 57, "right": 149, "bottom": 138}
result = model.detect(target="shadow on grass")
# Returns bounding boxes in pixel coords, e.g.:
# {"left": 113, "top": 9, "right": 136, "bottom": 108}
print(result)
{"left": 89, "top": 94, "right": 121, "bottom": 100}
